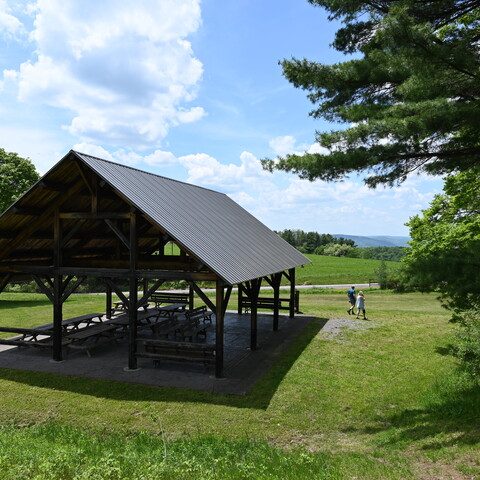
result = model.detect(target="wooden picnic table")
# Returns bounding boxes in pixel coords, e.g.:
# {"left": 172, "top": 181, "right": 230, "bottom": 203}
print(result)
{"left": 38, "top": 313, "right": 105, "bottom": 333}
{"left": 66, "top": 321, "right": 126, "bottom": 357}
{"left": 157, "top": 303, "right": 187, "bottom": 319}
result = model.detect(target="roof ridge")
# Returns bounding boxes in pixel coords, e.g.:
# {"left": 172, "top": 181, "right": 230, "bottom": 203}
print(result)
{"left": 72, "top": 150, "right": 224, "bottom": 195}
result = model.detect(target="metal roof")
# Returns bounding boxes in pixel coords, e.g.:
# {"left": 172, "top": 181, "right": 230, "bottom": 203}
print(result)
{"left": 73, "top": 151, "right": 309, "bottom": 285}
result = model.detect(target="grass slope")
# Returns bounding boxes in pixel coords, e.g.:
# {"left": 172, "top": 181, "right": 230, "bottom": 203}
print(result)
{"left": 0, "top": 290, "right": 479, "bottom": 479}
{"left": 296, "top": 254, "right": 400, "bottom": 285}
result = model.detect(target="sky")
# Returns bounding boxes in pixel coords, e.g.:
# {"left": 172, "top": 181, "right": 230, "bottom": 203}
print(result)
{"left": 0, "top": 0, "right": 444, "bottom": 237}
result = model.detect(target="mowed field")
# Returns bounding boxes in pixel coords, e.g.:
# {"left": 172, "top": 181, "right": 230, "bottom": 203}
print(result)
{"left": 296, "top": 254, "right": 400, "bottom": 285}
{"left": 0, "top": 256, "right": 478, "bottom": 479}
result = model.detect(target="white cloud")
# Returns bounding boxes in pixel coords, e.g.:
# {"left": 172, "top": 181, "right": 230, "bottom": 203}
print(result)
{"left": 178, "top": 150, "right": 270, "bottom": 189}
{"left": 269, "top": 135, "right": 299, "bottom": 156}
{"left": 0, "top": 0, "right": 25, "bottom": 38}
{"left": 269, "top": 135, "right": 330, "bottom": 157}
{"left": 67, "top": 142, "right": 441, "bottom": 236}
{"left": 144, "top": 150, "right": 178, "bottom": 168}
{"left": 5, "top": 0, "right": 204, "bottom": 148}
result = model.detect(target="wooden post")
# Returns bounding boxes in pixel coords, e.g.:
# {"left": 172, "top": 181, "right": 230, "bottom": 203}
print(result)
{"left": 215, "top": 278, "right": 224, "bottom": 378}
{"left": 250, "top": 278, "right": 261, "bottom": 351}
{"left": 52, "top": 209, "right": 63, "bottom": 361}
{"left": 273, "top": 273, "right": 281, "bottom": 331}
{"left": 128, "top": 276, "right": 138, "bottom": 370}
{"left": 127, "top": 211, "right": 139, "bottom": 370}
{"left": 189, "top": 283, "right": 194, "bottom": 310}
{"left": 52, "top": 274, "right": 63, "bottom": 361}
{"left": 289, "top": 268, "right": 296, "bottom": 318}
{"left": 237, "top": 283, "right": 243, "bottom": 314}
{"left": 105, "top": 280, "right": 112, "bottom": 319}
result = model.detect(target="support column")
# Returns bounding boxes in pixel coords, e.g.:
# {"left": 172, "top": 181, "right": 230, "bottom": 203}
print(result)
{"left": 127, "top": 210, "right": 139, "bottom": 370}
{"left": 52, "top": 208, "right": 63, "bottom": 361}
{"left": 188, "top": 283, "right": 194, "bottom": 310}
{"left": 272, "top": 273, "right": 281, "bottom": 331}
{"left": 106, "top": 280, "right": 112, "bottom": 319}
{"left": 289, "top": 268, "right": 296, "bottom": 318}
{"left": 52, "top": 274, "right": 63, "bottom": 362}
{"left": 215, "top": 278, "right": 224, "bottom": 378}
{"left": 237, "top": 284, "right": 243, "bottom": 314}
{"left": 128, "top": 276, "right": 138, "bottom": 370}
{"left": 250, "top": 278, "right": 261, "bottom": 351}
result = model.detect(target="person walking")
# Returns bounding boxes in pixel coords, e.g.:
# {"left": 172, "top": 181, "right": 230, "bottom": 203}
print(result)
{"left": 347, "top": 286, "right": 356, "bottom": 315}
{"left": 355, "top": 291, "right": 368, "bottom": 319}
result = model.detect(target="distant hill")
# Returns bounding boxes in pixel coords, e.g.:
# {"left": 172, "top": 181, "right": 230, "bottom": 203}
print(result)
{"left": 333, "top": 234, "right": 411, "bottom": 248}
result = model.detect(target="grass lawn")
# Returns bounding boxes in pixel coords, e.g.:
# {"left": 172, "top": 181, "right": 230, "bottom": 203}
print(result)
{"left": 0, "top": 289, "right": 479, "bottom": 479}
{"left": 296, "top": 254, "right": 400, "bottom": 285}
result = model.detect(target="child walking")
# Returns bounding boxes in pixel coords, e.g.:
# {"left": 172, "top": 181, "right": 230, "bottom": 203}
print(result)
{"left": 355, "top": 291, "right": 368, "bottom": 319}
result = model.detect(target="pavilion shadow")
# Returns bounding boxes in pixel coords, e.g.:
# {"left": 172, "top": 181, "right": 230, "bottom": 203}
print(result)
{"left": 0, "top": 316, "right": 325, "bottom": 410}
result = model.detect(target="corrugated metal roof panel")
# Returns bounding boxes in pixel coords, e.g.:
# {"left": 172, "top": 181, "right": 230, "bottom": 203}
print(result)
{"left": 74, "top": 151, "right": 310, "bottom": 285}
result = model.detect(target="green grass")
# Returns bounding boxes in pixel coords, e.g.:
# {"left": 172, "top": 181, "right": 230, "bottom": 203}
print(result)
{"left": 0, "top": 264, "right": 479, "bottom": 478}
{"left": 296, "top": 254, "right": 400, "bottom": 285}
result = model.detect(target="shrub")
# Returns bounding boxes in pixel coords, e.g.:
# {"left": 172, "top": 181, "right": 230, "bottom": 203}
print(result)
{"left": 450, "top": 309, "right": 480, "bottom": 377}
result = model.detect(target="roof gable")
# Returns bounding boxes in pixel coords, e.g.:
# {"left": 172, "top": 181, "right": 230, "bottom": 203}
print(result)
{"left": 0, "top": 150, "right": 309, "bottom": 285}
{"left": 74, "top": 151, "right": 310, "bottom": 284}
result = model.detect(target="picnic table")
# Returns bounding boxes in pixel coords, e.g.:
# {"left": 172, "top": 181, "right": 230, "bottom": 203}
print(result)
{"left": 0, "top": 312, "right": 106, "bottom": 350}
{"left": 39, "top": 313, "right": 105, "bottom": 333}
{"left": 111, "top": 301, "right": 150, "bottom": 315}
{"left": 66, "top": 321, "right": 125, "bottom": 357}
{"left": 157, "top": 303, "right": 187, "bottom": 319}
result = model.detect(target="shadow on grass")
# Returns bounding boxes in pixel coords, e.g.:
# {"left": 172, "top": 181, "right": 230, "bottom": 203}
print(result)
{"left": 0, "top": 298, "right": 51, "bottom": 309}
{"left": 0, "top": 317, "right": 326, "bottom": 410}
{"left": 348, "top": 373, "right": 480, "bottom": 450}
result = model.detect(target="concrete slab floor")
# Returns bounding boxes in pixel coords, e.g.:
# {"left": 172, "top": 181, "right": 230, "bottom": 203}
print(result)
{"left": 0, "top": 312, "right": 315, "bottom": 395}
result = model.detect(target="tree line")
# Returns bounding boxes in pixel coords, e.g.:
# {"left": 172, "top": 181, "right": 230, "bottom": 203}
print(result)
{"left": 276, "top": 229, "right": 405, "bottom": 261}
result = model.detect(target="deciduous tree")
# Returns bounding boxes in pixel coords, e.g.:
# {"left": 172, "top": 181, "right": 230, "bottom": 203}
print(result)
{"left": 0, "top": 148, "right": 39, "bottom": 214}
{"left": 403, "top": 168, "right": 480, "bottom": 311}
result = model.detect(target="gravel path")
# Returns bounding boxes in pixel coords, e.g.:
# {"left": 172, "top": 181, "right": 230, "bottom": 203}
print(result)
{"left": 320, "top": 316, "right": 375, "bottom": 340}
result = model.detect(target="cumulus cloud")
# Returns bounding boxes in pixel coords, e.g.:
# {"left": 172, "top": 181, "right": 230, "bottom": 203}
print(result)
{"left": 178, "top": 150, "right": 270, "bottom": 189}
{"left": 269, "top": 135, "right": 329, "bottom": 157}
{"left": 69, "top": 141, "right": 439, "bottom": 235}
{"left": 5, "top": 0, "right": 204, "bottom": 147}
{"left": 0, "top": 0, "right": 25, "bottom": 38}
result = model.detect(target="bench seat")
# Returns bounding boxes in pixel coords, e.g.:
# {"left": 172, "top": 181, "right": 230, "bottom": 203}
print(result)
{"left": 137, "top": 339, "right": 215, "bottom": 367}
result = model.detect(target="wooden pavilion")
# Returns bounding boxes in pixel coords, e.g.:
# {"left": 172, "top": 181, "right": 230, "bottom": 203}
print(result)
{"left": 0, "top": 150, "right": 310, "bottom": 377}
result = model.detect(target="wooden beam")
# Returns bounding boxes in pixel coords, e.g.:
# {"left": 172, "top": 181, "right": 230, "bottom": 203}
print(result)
{"left": 52, "top": 274, "right": 63, "bottom": 361}
{"left": 61, "top": 276, "right": 86, "bottom": 303}
{"left": 215, "top": 278, "right": 225, "bottom": 378}
{"left": 59, "top": 212, "right": 131, "bottom": 220}
{"left": 188, "top": 280, "right": 217, "bottom": 314}
{"left": 75, "top": 161, "right": 95, "bottom": 196}
{"left": 128, "top": 276, "right": 138, "bottom": 370}
{"left": 103, "top": 278, "right": 129, "bottom": 306}
{"left": 137, "top": 278, "right": 165, "bottom": 309}
{"left": 9, "top": 265, "right": 216, "bottom": 281}
{"left": 289, "top": 268, "right": 296, "bottom": 318}
{"left": 249, "top": 278, "right": 262, "bottom": 351}
{"left": 61, "top": 219, "right": 84, "bottom": 247}
{"left": 272, "top": 273, "right": 282, "bottom": 331}
{"left": 0, "top": 274, "right": 12, "bottom": 294}
{"left": 223, "top": 285, "right": 232, "bottom": 318}
{"left": 32, "top": 275, "right": 54, "bottom": 303}
{"left": 105, "top": 219, "right": 130, "bottom": 249}
{"left": 0, "top": 180, "right": 84, "bottom": 261}
{"left": 39, "top": 180, "right": 68, "bottom": 192}
{"left": 11, "top": 206, "right": 43, "bottom": 216}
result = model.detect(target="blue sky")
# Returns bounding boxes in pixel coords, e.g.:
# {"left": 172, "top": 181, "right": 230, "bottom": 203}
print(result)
{"left": 0, "top": 0, "right": 443, "bottom": 236}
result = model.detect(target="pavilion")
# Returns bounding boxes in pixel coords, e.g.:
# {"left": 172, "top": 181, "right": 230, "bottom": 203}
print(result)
{"left": 0, "top": 150, "right": 310, "bottom": 377}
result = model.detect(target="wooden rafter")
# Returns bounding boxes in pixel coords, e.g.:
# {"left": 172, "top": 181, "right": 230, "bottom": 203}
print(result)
{"left": 0, "top": 180, "right": 85, "bottom": 261}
